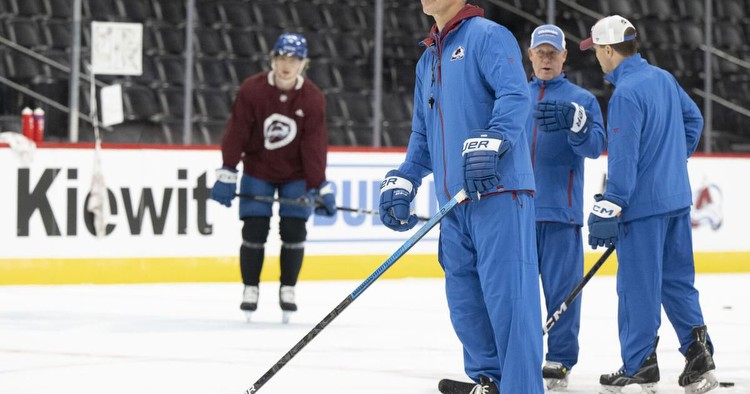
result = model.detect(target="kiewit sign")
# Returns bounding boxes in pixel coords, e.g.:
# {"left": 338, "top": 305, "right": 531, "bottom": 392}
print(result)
{"left": 1, "top": 145, "right": 748, "bottom": 284}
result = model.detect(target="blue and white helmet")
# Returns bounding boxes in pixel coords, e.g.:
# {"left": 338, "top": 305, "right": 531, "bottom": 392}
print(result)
{"left": 273, "top": 33, "right": 308, "bottom": 59}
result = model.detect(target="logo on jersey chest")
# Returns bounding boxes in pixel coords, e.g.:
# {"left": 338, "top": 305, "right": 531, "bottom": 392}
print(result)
{"left": 450, "top": 46, "right": 465, "bottom": 61}
{"left": 264, "top": 113, "right": 297, "bottom": 150}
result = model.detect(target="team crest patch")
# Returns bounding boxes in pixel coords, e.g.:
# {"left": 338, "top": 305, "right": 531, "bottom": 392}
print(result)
{"left": 450, "top": 46, "right": 465, "bottom": 61}
{"left": 263, "top": 113, "right": 298, "bottom": 150}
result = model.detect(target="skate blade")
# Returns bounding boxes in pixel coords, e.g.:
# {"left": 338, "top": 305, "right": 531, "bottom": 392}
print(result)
{"left": 639, "top": 382, "right": 658, "bottom": 394}
{"left": 243, "top": 311, "right": 254, "bottom": 323}
{"left": 599, "top": 383, "right": 657, "bottom": 394}
{"left": 545, "top": 377, "right": 568, "bottom": 391}
{"left": 684, "top": 371, "right": 719, "bottom": 394}
{"left": 281, "top": 311, "right": 294, "bottom": 324}
{"left": 599, "top": 385, "right": 623, "bottom": 394}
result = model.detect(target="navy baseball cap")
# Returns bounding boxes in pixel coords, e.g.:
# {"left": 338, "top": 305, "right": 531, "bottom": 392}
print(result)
{"left": 530, "top": 24, "right": 566, "bottom": 51}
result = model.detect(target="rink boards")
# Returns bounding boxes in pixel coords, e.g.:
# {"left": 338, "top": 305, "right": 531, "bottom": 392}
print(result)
{"left": 1, "top": 144, "right": 748, "bottom": 284}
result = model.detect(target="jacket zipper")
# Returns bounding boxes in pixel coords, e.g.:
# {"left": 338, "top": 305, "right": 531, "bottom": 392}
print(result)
{"left": 531, "top": 81, "right": 546, "bottom": 168}
{"left": 432, "top": 31, "right": 452, "bottom": 200}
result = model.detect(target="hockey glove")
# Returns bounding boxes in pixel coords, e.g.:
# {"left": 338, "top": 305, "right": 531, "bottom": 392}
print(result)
{"left": 211, "top": 166, "right": 238, "bottom": 207}
{"left": 462, "top": 129, "right": 509, "bottom": 200}
{"left": 534, "top": 100, "right": 592, "bottom": 139}
{"left": 306, "top": 181, "right": 337, "bottom": 217}
{"left": 587, "top": 194, "right": 622, "bottom": 249}
{"left": 379, "top": 169, "right": 418, "bottom": 232}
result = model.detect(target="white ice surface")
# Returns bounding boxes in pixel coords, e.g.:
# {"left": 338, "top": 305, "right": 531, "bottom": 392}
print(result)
{"left": 0, "top": 274, "right": 747, "bottom": 393}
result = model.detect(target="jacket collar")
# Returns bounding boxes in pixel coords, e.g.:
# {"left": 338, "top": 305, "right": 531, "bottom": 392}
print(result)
{"left": 530, "top": 73, "right": 567, "bottom": 87}
{"left": 421, "top": 4, "right": 484, "bottom": 47}
{"left": 605, "top": 53, "right": 645, "bottom": 85}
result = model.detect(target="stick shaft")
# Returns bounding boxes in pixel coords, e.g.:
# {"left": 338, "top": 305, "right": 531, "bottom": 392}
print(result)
{"left": 543, "top": 245, "right": 615, "bottom": 335}
{"left": 243, "top": 190, "right": 466, "bottom": 393}
{"left": 236, "top": 193, "right": 430, "bottom": 221}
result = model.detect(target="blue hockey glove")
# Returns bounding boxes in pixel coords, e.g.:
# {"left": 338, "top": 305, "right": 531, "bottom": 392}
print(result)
{"left": 210, "top": 166, "right": 238, "bottom": 207}
{"left": 462, "top": 129, "right": 509, "bottom": 200}
{"left": 587, "top": 194, "right": 622, "bottom": 249}
{"left": 534, "top": 100, "right": 592, "bottom": 138}
{"left": 306, "top": 181, "right": 337, "bottom": 217}
{"left": 379, "top": 169, "right": 418, "bottom": 232}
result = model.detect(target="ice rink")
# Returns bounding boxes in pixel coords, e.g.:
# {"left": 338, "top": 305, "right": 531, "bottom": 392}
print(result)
{"left": 1, "top": 273, "right": 747, "bottom": 393}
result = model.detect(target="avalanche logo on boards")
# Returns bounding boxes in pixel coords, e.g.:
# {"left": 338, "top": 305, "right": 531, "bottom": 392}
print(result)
{"left": 691, "top": 183, "right": 723, "bottom": 230}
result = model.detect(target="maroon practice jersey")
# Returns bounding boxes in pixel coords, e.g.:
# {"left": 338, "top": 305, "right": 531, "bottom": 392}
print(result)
{"left": 221, "top": 71, "right": 328, "bottom": 189}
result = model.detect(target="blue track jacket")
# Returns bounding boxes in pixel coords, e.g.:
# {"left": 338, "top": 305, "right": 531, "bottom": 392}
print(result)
{"left": 526, "top": 75, "right": 606, "bottom": 225}
{"left": 603, "top": 54, "right": 703, "bottom": 222}
{"left": 398, "top": 6, "right": 534, "bottom": 206}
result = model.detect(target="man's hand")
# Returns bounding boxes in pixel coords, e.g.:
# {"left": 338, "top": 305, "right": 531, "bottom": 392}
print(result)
{"left": 306, "top": 181, "right": 337, "bottom": 217}
{"left": 210, "top": 166, "right": 238, "bottom": 207}
{"left": 379, "top": 169, "right": 418, "bottom": 232}
{"left": 535, "top": 100, "right": 592, "bottom": 136}
{"left": 462, "top": 129, "right": 509, "bottom": 200}
{"left": 587, "top": 194, "right": 622, "bottom": 249}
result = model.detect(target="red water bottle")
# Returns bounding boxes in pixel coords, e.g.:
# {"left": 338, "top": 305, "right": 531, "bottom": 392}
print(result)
{"left": 21, "top": 107, "right": 33, "bottom": 140}
{"left": 33, "top": 107, "right": 45, "bottom": 143}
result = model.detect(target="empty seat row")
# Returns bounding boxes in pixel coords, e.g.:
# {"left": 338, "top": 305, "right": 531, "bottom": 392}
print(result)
{"left": 2, "top": 17, "right": 381, "bottom": 63}
{"left": 570, "top": 0, "right": 750, "bottom": 22}
{"left": 639, "top": 22, "right": 750, "bottom": 51}
{"left": 0, "top": 0, "right": 435, "bottom": 36}
{"left": 111, "top": 84, "right": 415, "bottom": 147}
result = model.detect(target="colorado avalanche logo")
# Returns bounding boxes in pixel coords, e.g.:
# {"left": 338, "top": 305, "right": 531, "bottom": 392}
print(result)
{"left": 263, "top": 113, "right": 297, "bottom": 150}
{"left": 690, "top": 183, "right": 723, "bottom": 230}
{"left": 450, "top": 46, "right": 464, "bottom": 61}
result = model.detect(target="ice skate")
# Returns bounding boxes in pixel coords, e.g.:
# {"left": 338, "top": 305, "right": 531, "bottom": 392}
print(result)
{"left": 543, "top": 361, "right": 569, "bottom": 391}
{"left": 679, "top": 326, "right": 719, "bottom": 394}
{"left": 279, "top": 285, "right": 297, "bottom": 324}
{"left": 438, "top": 375, "right": 498, "bottom": 394}
{"left": 600, "top": 338, "right": 660, "bottom": 394}
{"left": 240, "top": 285, "right": 258, "bottom": 322}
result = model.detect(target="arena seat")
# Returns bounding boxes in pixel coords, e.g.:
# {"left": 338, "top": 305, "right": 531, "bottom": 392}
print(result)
{"left": 121, "top": 0, "right": 154, "bottom": 23}
{"left": 226, "top": 28, "right": 267, "bottom": 59}
{"left": 6, "top": 18, "right": 47, "bottom": 51}
{"left": 84, "top": 0, "right": 122, "bottom": 21}
{"left": 9, "top": 0, "right": 47, "bottom": 19}
{"left": 154, "top": 0, "right": 185, "bottom": 26}
{"left": 219, "top": 1, "right": 255, "bottom": 28}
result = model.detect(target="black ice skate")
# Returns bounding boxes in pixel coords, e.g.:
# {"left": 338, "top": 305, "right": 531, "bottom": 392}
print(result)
{"left": 543, "top": 361, "right": 569, "bottom": 391}
{"left": 279, "top": 285, "right": 297, "bottom": 324}
{"left": 438, "top": 375, "right": 498, "bottom": 394}
{"left": 240, "top": 285, "right": 259, "bottom": 322}
{"left": 600, "top": 337, "right": 660, "bottom": 394}
{"left": 679, "top": 325, "right": 719, "bottom": 394}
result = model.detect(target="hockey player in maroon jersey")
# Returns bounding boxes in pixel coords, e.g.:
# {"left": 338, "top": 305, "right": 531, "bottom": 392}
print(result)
{"left": 210, "top": 32, "right": 336, "bottom": 323}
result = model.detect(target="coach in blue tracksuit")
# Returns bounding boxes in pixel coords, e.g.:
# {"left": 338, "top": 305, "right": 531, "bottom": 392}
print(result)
{"left": 580, "top": 16, "right": 718, "bottom": 392}
{"left": 378, "top": 1, "right": 543, "bottom": 393}
{"left": 527, "top": 24, "right": 606, "bottom": 390}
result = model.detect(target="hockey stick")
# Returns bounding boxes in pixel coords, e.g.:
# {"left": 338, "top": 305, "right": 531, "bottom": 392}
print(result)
{"left": 242, "top": 189, "right": 467, "bottom": 394}
{"left": 543, "top": 245, "right": 615, "bottom": 335}
{"left": 236, "top": 193, "right": 430, "bottom": 222}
